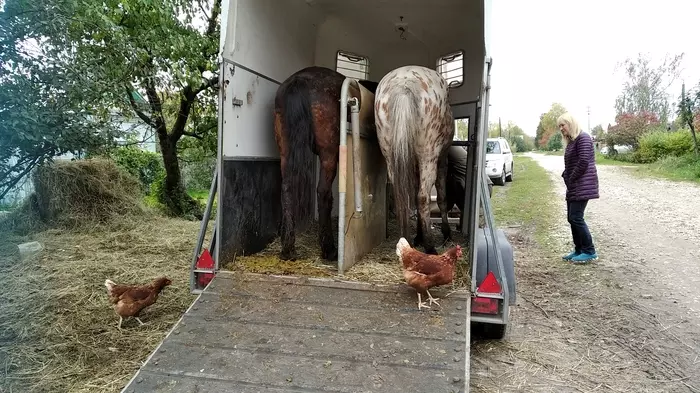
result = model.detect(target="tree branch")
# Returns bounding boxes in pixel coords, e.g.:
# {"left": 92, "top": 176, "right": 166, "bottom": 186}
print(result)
{"left": 125, "top": 85, "right": 155, "bottom": 128}
{"left": 193, "top": 74, "right": 219, "bottom": 96}
{"left": 142, "top": 72, "right": 167, "bottom": 137}
{"left": 0, "top": 155, "right": 42, "bottom": 201}
{"left": 205, "top": 0, "right": 221, "bottom": 39}
{"left": 182, "top": 131, "right": 204, "bottom": 140}
{"left": 196, "top": 0, "right": 222, "bottom": 73}
{"left": 198, "top": 0, "right": 211, "bottom": 22}
{"left": 171, "top": 75, "right": 218, "bottom": 141}
{"left": 171, "top": 88, "right": 194, "bottom": 141}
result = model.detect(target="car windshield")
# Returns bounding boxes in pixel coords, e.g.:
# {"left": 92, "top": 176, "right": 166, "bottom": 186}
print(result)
{"left": 486, "top": 141, "right": 501, "bottom": 154}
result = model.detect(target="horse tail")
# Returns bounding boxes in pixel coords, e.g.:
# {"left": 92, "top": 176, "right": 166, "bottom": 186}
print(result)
{"left": 279, "top": 77, "right": 316, "bottom": 223}
{"left": 388, "top": 86, "right": 420, "bottom": 220}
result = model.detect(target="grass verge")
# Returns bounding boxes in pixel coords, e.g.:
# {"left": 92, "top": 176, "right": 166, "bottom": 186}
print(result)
{"left": 491, "top": 155, "right": 559, "bottom": 245}
{"left": 542, "top": 150, "right": 564, "bottom": 156}
{"left": 595, "top": 152, "right": 700, "bottom": 184}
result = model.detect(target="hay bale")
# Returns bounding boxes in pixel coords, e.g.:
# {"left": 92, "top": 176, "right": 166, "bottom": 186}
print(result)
{"left": 31, "top": 158, "right": 145, "bottom": 228}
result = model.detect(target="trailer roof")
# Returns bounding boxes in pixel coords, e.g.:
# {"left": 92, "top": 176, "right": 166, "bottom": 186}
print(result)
{"left": 305, "top": 0, "right": 487, "bottom": 57}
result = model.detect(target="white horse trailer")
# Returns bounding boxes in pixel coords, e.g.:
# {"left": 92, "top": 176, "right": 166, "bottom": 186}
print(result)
{"left": 122, "top": 1, "right": 517, "bottom": 392}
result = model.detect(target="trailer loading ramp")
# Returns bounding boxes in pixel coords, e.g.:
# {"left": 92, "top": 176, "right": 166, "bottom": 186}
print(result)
{"left": 121, "top": 271, "right": 471, "bottom": 393}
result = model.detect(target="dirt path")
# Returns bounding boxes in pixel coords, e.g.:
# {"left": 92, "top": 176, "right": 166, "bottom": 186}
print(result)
{"left": 527, "top": 152, "right": 700, "bottom": 319}
{"left": 470, "top": 153, "right": 700, "bottom": 393}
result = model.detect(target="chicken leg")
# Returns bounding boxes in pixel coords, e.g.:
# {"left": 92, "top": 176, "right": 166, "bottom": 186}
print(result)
{"left": 417, "top": 293, "right": 431, "bottom": 310}
{"left": 426, "top": 290, "right": 441, "bottom": 307}
{"left": 117, "top": 316, "right": 123, "bottom": 331}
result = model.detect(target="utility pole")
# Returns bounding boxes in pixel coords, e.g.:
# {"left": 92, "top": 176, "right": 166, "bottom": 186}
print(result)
{"left": 587, "top": 106, "right": 591, "bottom": 133}
{"left": 498, "top": 117, "right": 502, "bottom": 137}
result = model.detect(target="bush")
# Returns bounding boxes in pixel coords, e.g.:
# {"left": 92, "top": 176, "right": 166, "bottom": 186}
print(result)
{"left": 107, "top": 147, "right": 165, "bottom": 193}
{"left": 181, "top": 156, "right": 216, "bottom": 191}
{"left": 636, "top": 130, "right": 695, "bottom": 163}
{"left": 546, "top": 132, "right": 562, "bottom": 151}
{"left": 650, "top": 154, "right": 700, "bottom": 180}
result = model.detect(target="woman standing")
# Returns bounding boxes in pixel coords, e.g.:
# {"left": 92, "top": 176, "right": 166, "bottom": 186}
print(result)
{"left": 558, "top": 112, "right": 599, "bottom": 263}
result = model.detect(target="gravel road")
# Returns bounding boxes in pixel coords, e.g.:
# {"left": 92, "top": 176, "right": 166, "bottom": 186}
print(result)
{"left": 471, "top": 152, "right": 700, "bottom": 392}
{"left": 526, "top": 152, "right": 700, "bottom": 318}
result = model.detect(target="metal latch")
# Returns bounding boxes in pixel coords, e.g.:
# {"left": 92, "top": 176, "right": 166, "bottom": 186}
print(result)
{"left": 232, "top": 98, "right": 243, "bottom": 107}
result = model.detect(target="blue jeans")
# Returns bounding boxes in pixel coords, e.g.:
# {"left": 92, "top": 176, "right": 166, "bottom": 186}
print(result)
{"left": 567, "top": 200, "right": 596, "bottom": 254}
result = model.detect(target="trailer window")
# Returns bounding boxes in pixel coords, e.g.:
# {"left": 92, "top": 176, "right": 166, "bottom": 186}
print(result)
{"left": 437, "top": 50, "right": 464, "bottom": 88}
{"left": 336, "top": 50, "right": 369, "bottom": 80}
{"left": 454, "top": 118, "right": 469, "bottom": 141}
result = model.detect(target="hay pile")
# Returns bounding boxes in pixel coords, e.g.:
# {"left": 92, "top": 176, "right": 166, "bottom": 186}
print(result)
{"left": 230, "top": 216, "right": 472, "bottom": 290}
{"left": 0, "top": 217, "right": 207, "bottom": 393}
{"left": 0, "top": 158, "right": 210, "bottom": 392}
{"left": 2, "top": 159, "right": 147, "bottom": 234}
{"left": 33, "top": 159, "right": 146, "bottom": 226}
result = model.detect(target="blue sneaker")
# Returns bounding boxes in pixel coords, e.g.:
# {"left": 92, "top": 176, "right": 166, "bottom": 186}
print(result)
{"left": 571, "top": 252, "right": 597, "bottom": 264}
{"left": 562, "top": 251, "right": 579, "bottom": 260}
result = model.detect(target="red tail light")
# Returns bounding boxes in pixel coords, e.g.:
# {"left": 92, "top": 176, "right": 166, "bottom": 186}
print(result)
{"left": 472, "top": 271, "right": 502, "bottom": 314}
{"left": 477, "top": 271, "right": 502, "bottom": 293}
{"left": 472, "top": 297, "right": 499, "bottom": 314}
{"left": 196, "top": 249, "right": 216, "bottom": 287}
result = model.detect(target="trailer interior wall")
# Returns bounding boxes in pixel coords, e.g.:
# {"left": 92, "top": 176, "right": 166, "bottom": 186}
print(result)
{"left": 312, "top": 0, "right": 487, "bottom": 219}
{"left": 217, "top": 0, "right": 488, "bottom": 262}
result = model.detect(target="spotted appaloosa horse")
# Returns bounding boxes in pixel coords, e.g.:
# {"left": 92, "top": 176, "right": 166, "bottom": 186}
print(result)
{"left": 374, "top": 65, "right": 455, "bottom": 255}
{"left": 273, "top": 66, "right": 349, "bottom": 262}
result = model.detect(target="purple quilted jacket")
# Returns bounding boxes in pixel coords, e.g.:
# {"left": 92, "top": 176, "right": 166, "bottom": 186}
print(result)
{"left": 562, "top": 132, "right": 599, "bottom": 201}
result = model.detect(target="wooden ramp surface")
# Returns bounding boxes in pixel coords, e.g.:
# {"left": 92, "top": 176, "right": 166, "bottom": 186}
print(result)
{"left": 121, "top": 271, "right": 469, "bottom": 393}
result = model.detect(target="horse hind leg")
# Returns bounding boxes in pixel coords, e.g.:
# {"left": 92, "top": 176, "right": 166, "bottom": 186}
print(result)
{"left": 279, "top": 175, "right": 297, "bottom": 261}
{"left": 317, "top": 150, "right": 338, "bottom": 262}
{"left": 417, "top": 165, "right": 439, "bottom": 255}
{"left": 435, "top": 152, "right": 452, "bottom": 242}
{"left": 413, "top": 177, "right": 425, "bottom": 248}
{"left": 276, "top": 113, "right": 297, "bottom": 261}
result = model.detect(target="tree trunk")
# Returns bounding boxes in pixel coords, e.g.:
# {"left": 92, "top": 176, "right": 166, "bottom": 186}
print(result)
{"left": 690, "top": 124, "right": 699, "bottom": 157}
{"left": 157, "top": 131, "right": 203, "bottom": 219}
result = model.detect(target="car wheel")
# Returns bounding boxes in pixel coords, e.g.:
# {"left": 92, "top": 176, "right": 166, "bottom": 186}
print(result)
{"left": 505, "top": 163, "right": 513, "bottom": 182}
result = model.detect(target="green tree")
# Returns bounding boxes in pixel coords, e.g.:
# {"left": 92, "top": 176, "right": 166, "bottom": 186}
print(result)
{"left": 591, "top": 124, "right": 604, "bottom": 139}
{"left": 614, "top": 53, "right": 684, "bottom": 124}
{"left": 1, "top": 0, "right": 221, "bottom": 218}
{"left": 546, "top": 132, "right": 563, "bottom": 151}
{"left": 535, "top": 103, "right": 567, "bottom": 149}
{"left": 677, "top": 82, "right": 700, "bottom": 157}
{"left": 0, "top": 23, "right": 124, "bottom": 200}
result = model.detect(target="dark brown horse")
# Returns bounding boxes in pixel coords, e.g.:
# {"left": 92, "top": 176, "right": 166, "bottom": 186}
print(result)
{"left": 273, "top": 66, "right": 348, "bottom": 261}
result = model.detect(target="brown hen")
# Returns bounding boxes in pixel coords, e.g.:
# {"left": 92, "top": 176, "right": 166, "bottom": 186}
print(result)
{"left": 104, "top": 276, "right": 171, "bottom": 330}
{"left": 396, "top": 237, "right": 462, "bottom": 310}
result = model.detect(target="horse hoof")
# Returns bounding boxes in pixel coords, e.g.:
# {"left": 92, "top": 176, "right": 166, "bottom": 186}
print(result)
{"left": 321, "top": 248, "right": 338, "bottom": 262}
{"left": 413, "top": 236, "right": 423, "bottom": 247}
{"left": 441, "top": 224, "right": 452, "bottom": 241}
{"left": 280, "top": 250, "right": 297, "bottom": 261}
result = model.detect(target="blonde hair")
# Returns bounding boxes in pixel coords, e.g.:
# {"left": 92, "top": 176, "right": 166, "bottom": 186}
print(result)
{"left": 557, "top": 112, "right": 581, "bottom": 147}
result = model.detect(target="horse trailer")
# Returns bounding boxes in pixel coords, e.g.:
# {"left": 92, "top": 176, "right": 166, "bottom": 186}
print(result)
{"left": 121, "top": 0, "right": 516, "bottom": 391}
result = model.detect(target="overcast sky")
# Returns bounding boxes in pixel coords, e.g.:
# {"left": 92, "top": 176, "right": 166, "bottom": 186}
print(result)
{"left": 487, "top": 0, "right": 700, "bottom": 136}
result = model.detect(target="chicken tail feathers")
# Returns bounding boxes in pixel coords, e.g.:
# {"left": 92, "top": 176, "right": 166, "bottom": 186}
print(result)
{"left": 105, "top": 279, "right": 117, "bottom": 294}
{"left": 396, "top": 237, "right": 411, "bottom": 258}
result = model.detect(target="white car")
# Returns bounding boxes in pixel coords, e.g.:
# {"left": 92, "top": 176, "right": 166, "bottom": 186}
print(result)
{"left": 485, "top": 137, "right": 514, "bottom": 186}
